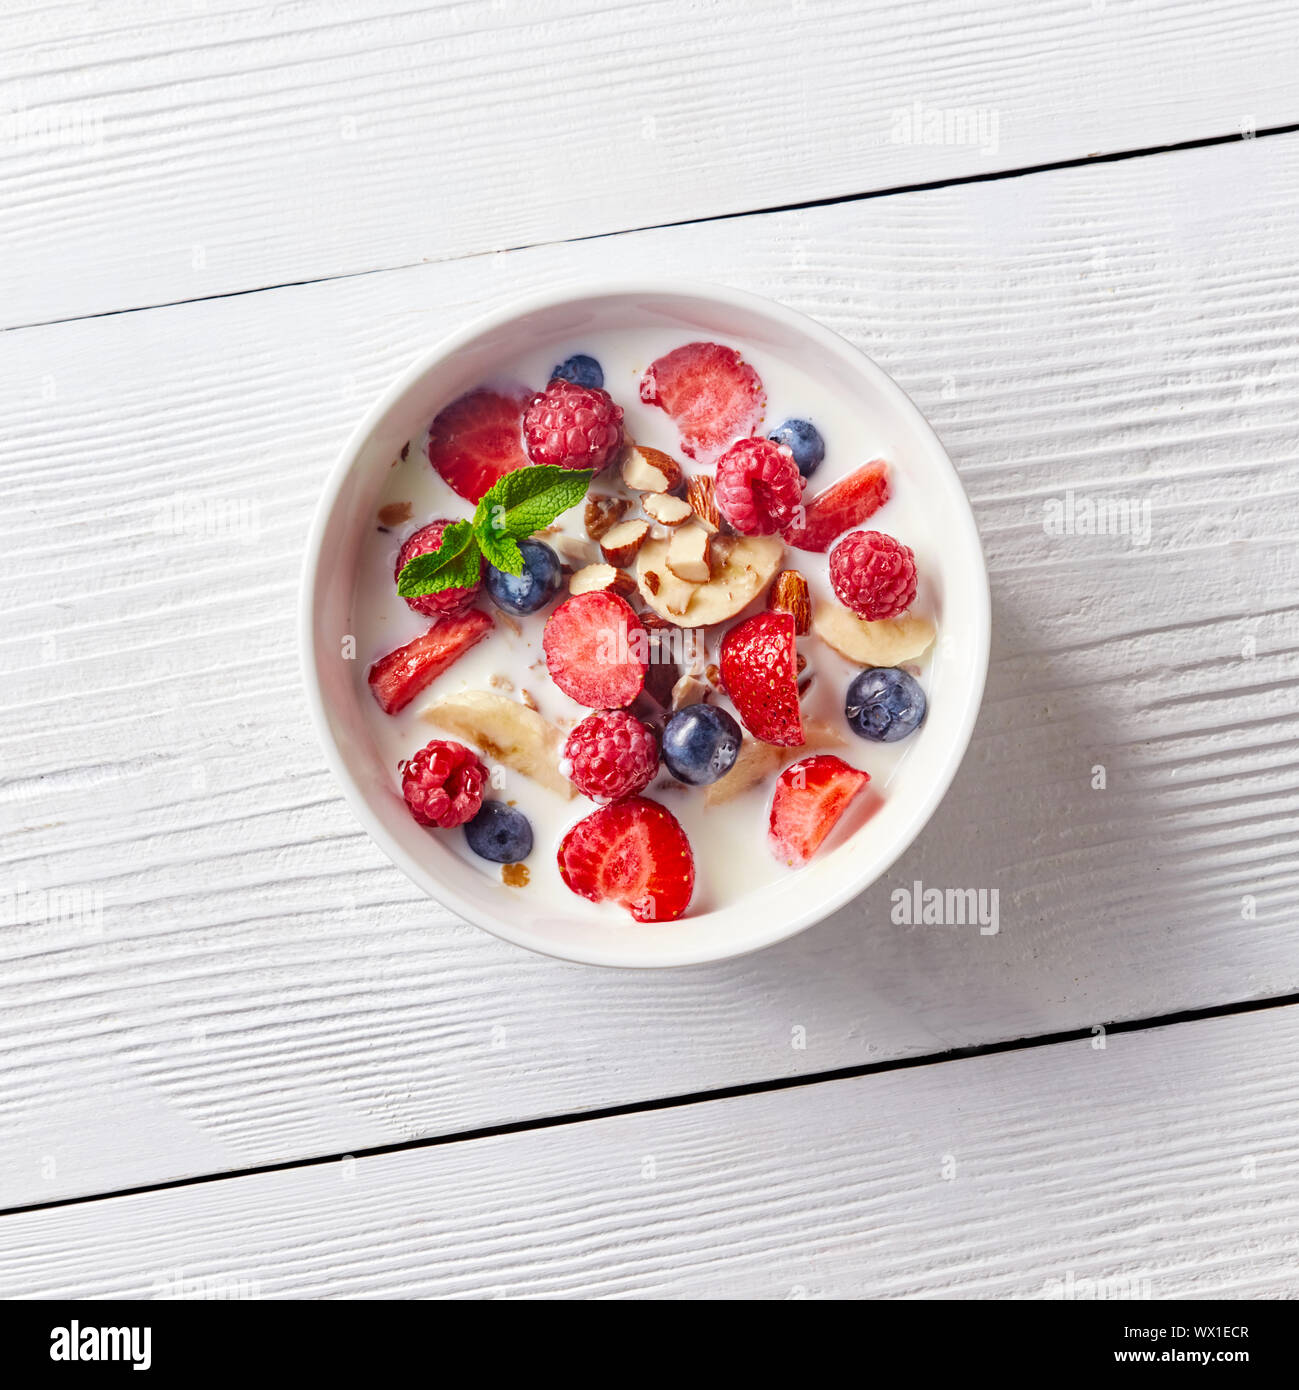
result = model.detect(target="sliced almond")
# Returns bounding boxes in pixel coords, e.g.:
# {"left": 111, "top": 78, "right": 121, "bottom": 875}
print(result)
{"left": 686, "top": 475, "right": 721, "bottom": 534}
{"left": 636, "top": 533, "right": 783, "bottom": 627}
{"left": 670, "top": 674, "right": 709, "bottom": 710}
{"left": 599, "top": 518, "right": 650, "bottom": 567}
{"left": 769, "top": 569, "right": 812, "bottom": 636}
{"left": 622, "top": 444, "right": 683, "bottom": 494}
{"left": 584, "top": 494, "right": 630, "bottom": 541}
{"left": 569, "top": 562, "right": 635, "bottom": 597}
{"left": 682, "top": 627, "right": 707, "bottom": 675}
{"left": 666, "top": 524, "right": 712, "bottom": 583}
{"left": 550, "top": 532, "right": 599, "bottom": 570}
{"left": 645, "top": 565, "right": 703, "bottom": 617}
{"left": 643, "top": 493, "right": 693, "bottom": 526}
{"left": 813, "top": 602, "right": 936, "bottom": 666}
{"left": 378, "top": 501, "right": 413, "bottom": 526}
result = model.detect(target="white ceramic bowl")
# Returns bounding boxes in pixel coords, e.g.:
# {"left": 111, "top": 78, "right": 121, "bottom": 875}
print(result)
{"left": 301, "top": 281, "right": 989, "bottom": 968}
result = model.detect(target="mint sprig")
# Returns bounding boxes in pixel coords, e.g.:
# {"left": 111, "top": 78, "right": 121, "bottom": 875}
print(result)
{"left": 396, "top": 465, "right": 593, "bottom": 597}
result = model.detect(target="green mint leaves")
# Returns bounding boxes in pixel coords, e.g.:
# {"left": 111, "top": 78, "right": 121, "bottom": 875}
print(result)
{"left": 395, "top": 465, "right": 593, "bottom": 597}
{"left": 395, "top": 519, "right": 481, "bottom": 594}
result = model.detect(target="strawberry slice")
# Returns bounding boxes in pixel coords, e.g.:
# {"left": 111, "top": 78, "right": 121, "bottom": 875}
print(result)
{"left": 783, "top": 459, "right": 890, "bottom": 552}
{"left": 543, "top": 592, "right": 647, "bottom": 709}
{"left": 719, "top": 610, "right": 805, "bottom": 747}
{"left": 427, "top": 385, "right": 530, "bottom": 503}
{"left": 558, "top": 797, "right": 695, "bottom": 922}
{"left": 367, "top": 608, "right": 494, "bottom": 715}
{"left": 639, "top": 341, "right": 765, "bottom": 464}
{"left": 769, "top": 755, "right": 870, "bottom": 866}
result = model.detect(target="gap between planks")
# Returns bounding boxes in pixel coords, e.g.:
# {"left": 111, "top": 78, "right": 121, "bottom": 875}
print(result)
{"left": 4, "top": 120, "right": 1299, "bottom": 337}
{"left": 3, "top": 987, "right": 1297, "bottom": 1222}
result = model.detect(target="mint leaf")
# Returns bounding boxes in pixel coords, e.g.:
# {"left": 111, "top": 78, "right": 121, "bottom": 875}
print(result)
{"left": 394, "top": 465, "right": 591, "bottom": 596}
{"left": 395, "top": 521, "right": 482, "bottom": 596}
{"left": 478, "top": 527, "right": 524, "bottom": 576}
{"left": 474, "top": 465, "right": 593, "bottom": 542}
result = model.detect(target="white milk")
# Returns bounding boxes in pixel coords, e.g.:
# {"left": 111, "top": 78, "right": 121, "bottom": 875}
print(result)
{"left": 351, "top": 328, "right": 940, "bottom": 923}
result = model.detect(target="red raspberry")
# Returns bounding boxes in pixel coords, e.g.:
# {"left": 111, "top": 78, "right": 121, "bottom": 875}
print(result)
{"left": 562, "top": 710, "right": 659, "bottom": 802}
{"left": 714, "top": 437, "right": 803, "bottom": 535}
{"left": 829, "top": 530, "right": 917, "bottom": 621}
{"left": 400, "top": 739, "right": 487, "bottom": 828}
{"left": 395, "top": 520, "right": 483, "bottom": 618}
{"left": 523, "top": 379, "right": 624, "bottom": 472}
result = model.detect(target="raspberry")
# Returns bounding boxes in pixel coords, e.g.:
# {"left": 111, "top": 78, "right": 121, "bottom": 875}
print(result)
{"left": 714, "top": 437, "right": 803, "bottom": 536}
{"left": 395, "top": 520, "right": 483, "bottom": 618}
{"left": 523, "top": 379, "right": 624, "bottom": 472}
{"left": 400, "top": 739, "right": 487, "bottom": 828}
{"left": 829, "top": 530, "right": 917, "bottom": 621}
{"left": 562, "top": 710, "right": 659, "bottom": 802}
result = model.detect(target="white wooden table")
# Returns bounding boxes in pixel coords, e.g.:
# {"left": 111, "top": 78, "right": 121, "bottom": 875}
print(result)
{"left": 3, "top": 0, "right": 1298, "bottom": 1299}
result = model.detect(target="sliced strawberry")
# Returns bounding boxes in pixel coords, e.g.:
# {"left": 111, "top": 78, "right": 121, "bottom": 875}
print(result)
{"left": 543, "top": 592, "right": 647, "bottom": 709}
{"left": 367, "top": 608, "right": 494, "bottom": 715}
{"left": 719, "top": 610, "right": 805, "bottom": 747}
{"left": 427, "top": 385, "right": 530, "bottom": 503}
{"left": 783, "top": 459, "right": 890, "bottom": 552}
{"left": 639, "top": 341, "right": 765, "bottom": 463}
{"left": 769, "top": 755, "right": 870, "bottom": 866}
{"left": 558, "top": 797, "right": 694, "bottom": 922}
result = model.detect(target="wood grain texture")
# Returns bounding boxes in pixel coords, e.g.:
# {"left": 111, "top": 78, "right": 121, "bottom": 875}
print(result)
{"left": 4, "top": 1006, "right": 1298, "bottom": 1298}
{"left": 4, "top": 133, "right": 1299, "bottom": 1208}
{"left": 3, "top": 0, "right": 1298, "bottom": 326}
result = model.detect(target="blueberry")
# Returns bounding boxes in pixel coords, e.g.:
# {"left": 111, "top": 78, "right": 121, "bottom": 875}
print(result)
{"left": 484, "top": 539, "right": 563, "bottom": 615}
{"left": 550, "top": 353, "right": 604, "bottom": 390}
{"left": 661, "top": 704, "right": 742, "bottom": 785}
{"left": 768, "top": 418, "right": 825, "bottom": 478}
{"left": 465, "top": 801, "right": 533, "bottom": 863}
{"left": 845, "top": 667, "right": 927, "bottom": 742}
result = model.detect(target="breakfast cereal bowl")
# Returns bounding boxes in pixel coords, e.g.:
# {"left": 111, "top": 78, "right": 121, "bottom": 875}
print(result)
{"left": 300, "top": 281, "right": 989, "bottom": 968}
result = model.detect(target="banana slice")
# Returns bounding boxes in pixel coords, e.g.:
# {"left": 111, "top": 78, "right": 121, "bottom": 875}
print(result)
{"left": 705, "top": 718, "right": 846, "bottom": 806}
{"left": 812, "top": 602, "right": 935, "bottom": 667}
{"left": 421, "top": 691, "right": 574, "bottom": 799}
{"left": 637, "top": 534, "right": 783, "bottom": 627}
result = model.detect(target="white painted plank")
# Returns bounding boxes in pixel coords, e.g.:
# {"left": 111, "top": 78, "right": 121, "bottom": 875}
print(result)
{"left": 4, "top": 1006, "right": 1297, "bottom": 1298}
{"left": 4, "top": 134, "right": 1299, "bottom": 1208}
{"left": 3, "top": 0, "right": 1298, "bottom": 325}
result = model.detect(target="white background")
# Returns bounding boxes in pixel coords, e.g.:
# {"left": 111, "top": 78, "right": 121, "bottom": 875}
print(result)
{"left": 1, "top": 0, "right": 1297, "bottom": 1298}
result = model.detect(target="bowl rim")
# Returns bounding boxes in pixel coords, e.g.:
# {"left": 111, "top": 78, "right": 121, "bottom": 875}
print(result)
{"left": 299, "top": 278, "right": 991, "bottom": 968}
